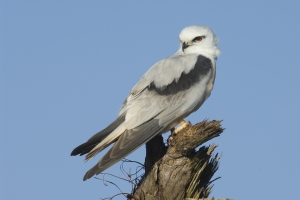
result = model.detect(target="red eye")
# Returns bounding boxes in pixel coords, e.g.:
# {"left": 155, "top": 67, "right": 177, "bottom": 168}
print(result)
{"left": 195, "top": 37, "right": 202, "bottom": 41}
{"left": 193, "top": 36, "right": 204, "bottom": 42}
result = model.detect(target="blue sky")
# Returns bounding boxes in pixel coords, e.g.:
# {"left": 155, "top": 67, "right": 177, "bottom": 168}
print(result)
{"left": 1, "top": 1, "right": 300, "bottom": 199}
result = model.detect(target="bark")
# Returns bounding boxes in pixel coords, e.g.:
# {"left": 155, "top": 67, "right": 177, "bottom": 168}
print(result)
{"left": 130, "top": 120, "right": 225, "bottom": 200}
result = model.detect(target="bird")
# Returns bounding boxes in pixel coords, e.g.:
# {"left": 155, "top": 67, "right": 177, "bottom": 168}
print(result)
{"left": 71, "top": 25, "right": 220, "bottom": 181}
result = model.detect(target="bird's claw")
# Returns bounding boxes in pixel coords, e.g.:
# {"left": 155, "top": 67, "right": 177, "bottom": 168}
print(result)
{"left": 173, "top": 120, "right": 191, "bottom": 134}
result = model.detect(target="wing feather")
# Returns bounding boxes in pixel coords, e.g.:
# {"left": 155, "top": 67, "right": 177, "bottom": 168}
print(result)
{"left": 130, "top": 54, "right": 198, "bottom": 94}
{"left": 123, "top": 54, "right": 213, "bottom": 130}
{"left": 75, "top": 54, "right": 215, "bottom": 181}
{"left": 71, "top": 115, "right": 125, "bottom": 156}
{"left": 83, "top": 119, "right": 163, "bottom": 180}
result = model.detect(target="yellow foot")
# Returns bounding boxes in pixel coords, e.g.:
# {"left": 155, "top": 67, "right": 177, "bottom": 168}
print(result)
{"left": 173, "top": 120, "right": 191, "bottom": 134}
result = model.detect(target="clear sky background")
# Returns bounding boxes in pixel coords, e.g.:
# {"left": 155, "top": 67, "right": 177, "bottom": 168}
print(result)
{"left": 1, "top": 1, "right": 300, "bottom": 200}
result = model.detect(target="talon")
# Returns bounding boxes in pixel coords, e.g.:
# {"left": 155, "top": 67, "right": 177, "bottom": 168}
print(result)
{"left": 174, "top": 119, "right": 191, "bottom": 134}
{"left": 179, "top": 119, "right": 191, "bottom": 126}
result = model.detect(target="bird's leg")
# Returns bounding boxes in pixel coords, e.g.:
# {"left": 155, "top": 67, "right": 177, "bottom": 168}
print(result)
{"left": 173, "top": 119, "right": 191, "bottom": 134}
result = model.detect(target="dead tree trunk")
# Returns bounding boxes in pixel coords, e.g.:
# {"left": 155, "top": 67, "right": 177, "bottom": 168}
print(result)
{"left": 130, "top": 120, "right": 225, "bottom": 200}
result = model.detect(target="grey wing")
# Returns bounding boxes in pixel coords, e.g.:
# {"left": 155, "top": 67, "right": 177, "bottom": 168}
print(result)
{"left": 123, "top": 54, "right": 214, "bottom": 130}
{"left": 83, "top": 54, "right": 214, "bottom": 180}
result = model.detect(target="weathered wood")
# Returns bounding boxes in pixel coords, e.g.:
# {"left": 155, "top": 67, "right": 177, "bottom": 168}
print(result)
{"left": 131, "top": 120, "right": 225, "bottom": 200}
{"left": 186, "top": 198, "right": 233, "bottom": 200}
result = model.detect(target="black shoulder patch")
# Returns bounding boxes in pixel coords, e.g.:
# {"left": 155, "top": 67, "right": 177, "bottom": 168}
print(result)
{"left": 148, "top": 55, "right": 212, "bottom": 95}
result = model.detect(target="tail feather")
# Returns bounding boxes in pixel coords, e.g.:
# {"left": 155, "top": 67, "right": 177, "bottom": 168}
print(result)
{"left": 85, "top": 123, "right": 126, "bottom": 161}
{"left": 83, "top": 119, "right": 163, "bottom": 181}
{"left": 71, "top": 143, "right": 95, "bottom": 156}
{"left": 70, "top": 115, "right": 125, "bottom": 156}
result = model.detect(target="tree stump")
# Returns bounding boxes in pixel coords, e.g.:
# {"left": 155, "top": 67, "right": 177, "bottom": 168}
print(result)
{"left": 131, "top": 120, "right": 225, "bottom": 200}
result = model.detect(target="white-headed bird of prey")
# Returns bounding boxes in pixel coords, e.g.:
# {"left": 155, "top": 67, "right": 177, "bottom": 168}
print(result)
{"left": 71, "top": 26, "right": 220, "bottom": 181}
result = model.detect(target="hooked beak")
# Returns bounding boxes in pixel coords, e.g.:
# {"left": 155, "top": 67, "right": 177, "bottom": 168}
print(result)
{"left": 182, "top": 42, "right": 190, "bottom": 52}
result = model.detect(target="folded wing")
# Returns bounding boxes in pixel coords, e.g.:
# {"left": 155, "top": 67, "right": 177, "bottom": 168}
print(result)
{"left": 71, "top": 54, "right": 214, "bottom": 180}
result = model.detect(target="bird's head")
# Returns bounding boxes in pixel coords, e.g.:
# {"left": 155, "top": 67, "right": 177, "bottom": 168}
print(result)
{"left": 178, "top": 26, "right": 220, "bottom": 58}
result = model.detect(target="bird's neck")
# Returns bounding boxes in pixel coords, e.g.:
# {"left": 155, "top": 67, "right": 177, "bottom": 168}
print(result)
{"left": 176, "top": 46, "right": 220, "bottom": 60}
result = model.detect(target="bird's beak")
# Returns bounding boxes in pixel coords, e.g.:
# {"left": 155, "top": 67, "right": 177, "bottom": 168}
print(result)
{"left": 182, "top": 42, "right": 190, "bottom": 52}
